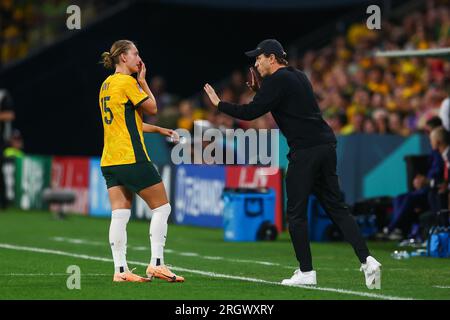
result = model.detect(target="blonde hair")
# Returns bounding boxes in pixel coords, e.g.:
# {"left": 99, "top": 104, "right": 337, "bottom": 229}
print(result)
{"left": 101, "top": 40, "right": 135, "bottom": 69}
{"left": 431, "top": 126, "right": 449, "bottom": 145}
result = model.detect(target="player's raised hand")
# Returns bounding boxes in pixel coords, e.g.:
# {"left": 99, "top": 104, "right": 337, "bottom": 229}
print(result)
{"left": 137, "top": 61, "right": 147, "bottom": 83}
{"left": 203, "top": 83, "right": 221, "bottom": 107}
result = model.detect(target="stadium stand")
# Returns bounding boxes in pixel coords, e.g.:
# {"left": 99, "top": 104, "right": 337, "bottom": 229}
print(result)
{"left": 0, "top": 0, "right": 117, "bottom": 68}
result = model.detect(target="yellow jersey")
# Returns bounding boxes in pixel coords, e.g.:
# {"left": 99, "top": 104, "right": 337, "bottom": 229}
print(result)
{"left": 99, "top": 73, "right": 151, "bottom": 167}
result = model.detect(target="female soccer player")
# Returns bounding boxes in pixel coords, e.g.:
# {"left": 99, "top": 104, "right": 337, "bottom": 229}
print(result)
{"left": 99, "top": 40, "right": 184, "bottom": 283}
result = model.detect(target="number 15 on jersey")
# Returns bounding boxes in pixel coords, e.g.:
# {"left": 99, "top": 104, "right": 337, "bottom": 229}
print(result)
{"left": 101, "top": 96, "right": 113, "bottom": 125}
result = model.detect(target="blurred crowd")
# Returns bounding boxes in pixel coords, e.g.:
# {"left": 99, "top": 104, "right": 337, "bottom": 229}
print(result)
{"left": 151, "top": 0, "right": 450, "bottom": 137}
{"left": 2, "top": 0, "right": 449, "bottom": 136}
{"left": 0, "top": 0, "right": 111, "bottom": 67}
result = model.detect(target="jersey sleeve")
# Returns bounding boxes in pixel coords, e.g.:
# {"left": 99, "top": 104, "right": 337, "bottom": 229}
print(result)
{"left": 123, "top": 76, "right": 149, "bottom": 108}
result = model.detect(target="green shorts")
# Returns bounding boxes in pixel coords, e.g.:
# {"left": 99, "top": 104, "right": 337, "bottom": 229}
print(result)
{"left": 101, "top": 161, "right": 162, "bottom": 193}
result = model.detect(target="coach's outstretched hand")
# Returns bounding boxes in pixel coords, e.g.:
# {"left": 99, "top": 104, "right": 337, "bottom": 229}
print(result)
{"left": 203, "top": 83, "right": 221, "bottom": 107}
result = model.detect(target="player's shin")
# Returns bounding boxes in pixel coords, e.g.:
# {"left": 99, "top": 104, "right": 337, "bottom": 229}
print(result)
{"left": 149, "top": 203, "right": 171, "bottom": 266}
{"left": 109, "top": 209, "right": 131, "bottom": 273}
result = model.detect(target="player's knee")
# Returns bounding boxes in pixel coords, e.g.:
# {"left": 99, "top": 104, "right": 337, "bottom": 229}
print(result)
{"left": 112, "top": 201, "right": 132, "bottom": 210}
{"left": 163, "top": 203, "right": 171, "bottom": 216}
{"left": 153, "top": 202, "right": 171, "bottom": 218}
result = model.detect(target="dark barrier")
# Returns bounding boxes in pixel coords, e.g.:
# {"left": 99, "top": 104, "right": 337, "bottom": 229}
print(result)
{"left": 279, "top": 133, "right": 432, "bottom": 205}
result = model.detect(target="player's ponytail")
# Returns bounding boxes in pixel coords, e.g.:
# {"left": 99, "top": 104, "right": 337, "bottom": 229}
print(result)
{"left": 100, "top": 40, "right": 135, "bottom": 69}
{"left": 101, "top": 51, "right": 114, "bottom": 69}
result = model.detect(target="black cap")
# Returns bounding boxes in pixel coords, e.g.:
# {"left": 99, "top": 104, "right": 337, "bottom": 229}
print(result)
{"left": 245, "top": 39, "right": 287, "bottom": 58}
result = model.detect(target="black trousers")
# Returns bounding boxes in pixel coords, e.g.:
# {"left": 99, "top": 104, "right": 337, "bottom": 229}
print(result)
{"left": 286, "top": 143, "right": 370, "bottom": 272}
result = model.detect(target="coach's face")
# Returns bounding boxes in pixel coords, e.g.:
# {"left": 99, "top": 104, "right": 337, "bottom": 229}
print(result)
{"left": 254, "top": 54, "right": 272, "bottom": 77}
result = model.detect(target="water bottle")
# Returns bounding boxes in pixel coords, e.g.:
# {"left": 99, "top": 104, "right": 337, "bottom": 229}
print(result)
{"left": 410, "top": 249, "right": 427, "bottom": 257}
{"left": 390, "top": 250, "right": 410, "bottom": 260}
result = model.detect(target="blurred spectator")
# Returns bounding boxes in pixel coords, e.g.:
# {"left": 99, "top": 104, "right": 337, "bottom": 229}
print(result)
{"left": 177, "top": 99, "right": 204, "bottom": 132}
{"left": 3, "top": 129, "right": 24, "bottom": 158}
{"left": 388, "top": 112, "right": 410, "bottom": 136}
{"left": 363, "top": 117, "right": 377, "bottom": 134}
{"left": 229, "top": 70, "right": 246, "bottom": 97}
{"left": 341, "top": 112, "right": 365, "bottom": 135}
{"left": 0, "top": 88, "right": 15, "bottom": 209}
{"left": 373, "top": 109, "right": 391, "bottom": 134}
{"left": 438, "top": 77, "right": 450, "bottom": 130}
{"left": 382, "top": 126, "right": 446, "bottom": 241}
{"left": 346, "top": 88, "right": 370, "bottom": 124}
{"left": 424, "top": 115, "right": 443, "bottom": 134}
{"left": 149, "top": 76, "right": 176, "bottom": 110}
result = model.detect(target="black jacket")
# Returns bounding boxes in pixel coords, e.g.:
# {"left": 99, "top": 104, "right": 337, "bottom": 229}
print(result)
{"left": 218, "top": 66, "right": 336, "bottom": 149}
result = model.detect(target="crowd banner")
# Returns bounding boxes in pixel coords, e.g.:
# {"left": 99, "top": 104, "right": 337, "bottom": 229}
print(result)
{"left": 15, "top": 155, "right": 52, "bottom": 210}
{"left": 51, "top": 157, "right": 89, "bottom": 214}
{"left": 88, "top": 158, "right": 111, "bottom": 217}
{"left": 225, "top": 166, "right": 283, "bottom": 232}
{"left": 174, "top": 164, "right": 226, "bottom": 227}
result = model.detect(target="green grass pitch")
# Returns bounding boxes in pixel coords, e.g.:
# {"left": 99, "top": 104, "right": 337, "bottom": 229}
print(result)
{"left": 0, "top": 209, "right": 449, "bottom": 300}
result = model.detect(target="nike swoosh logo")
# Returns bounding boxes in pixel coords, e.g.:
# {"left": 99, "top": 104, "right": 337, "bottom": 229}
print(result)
{"left": 157, "top": 272, "right": 176, "bottom": 281}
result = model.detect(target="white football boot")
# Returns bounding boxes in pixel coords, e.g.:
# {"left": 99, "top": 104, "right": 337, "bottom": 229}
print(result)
{"left": 281, "top": 269, "right": 317, "bottom": 286}
{"left": 360, "top": 256, "right": 382, "bottom": 290}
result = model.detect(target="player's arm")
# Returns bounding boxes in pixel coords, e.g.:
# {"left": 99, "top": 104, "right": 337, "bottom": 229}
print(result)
{"left": 137, "top": 62, "right": 157, "bottom": 115}
{"left": 0, "top": 110, "right": 15, "bottom": 121}
{"left": 142, "top": 123, "right": 160, "bottom": 133}
{"left": 0, "top": 93, "right": 15, "bottom": 121}
{"left": 203, "top": 77, "right": 281, "bottom": 121}
{"left": 143, "top": 123, "right": 179, "bottom": 142}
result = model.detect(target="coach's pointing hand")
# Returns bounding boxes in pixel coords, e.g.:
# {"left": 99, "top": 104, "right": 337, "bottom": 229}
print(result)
{"left": 203, "top": 83, "right": 221, "bottom": 107}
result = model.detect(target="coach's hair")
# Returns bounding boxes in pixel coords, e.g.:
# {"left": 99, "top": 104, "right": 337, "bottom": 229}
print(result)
{"left": 263, "top": 53, "right": 288, "bottom": 66}
{"left": 101, "top": 40, "right": 135, "bottom": 69}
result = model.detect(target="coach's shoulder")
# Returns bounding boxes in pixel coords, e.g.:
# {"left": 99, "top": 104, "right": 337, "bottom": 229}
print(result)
{"left": 266, "top": 67, "right": 289, "bottom": 83}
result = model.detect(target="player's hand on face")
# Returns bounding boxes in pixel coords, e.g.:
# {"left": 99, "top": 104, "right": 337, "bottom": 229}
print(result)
{"left": 203, "top": 83, "right": 220, "bottom": 107}
{"left": 137, "top": 61, "right": 146, "bottom": 83}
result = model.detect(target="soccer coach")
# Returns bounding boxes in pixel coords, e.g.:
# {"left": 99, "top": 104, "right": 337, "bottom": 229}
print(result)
{"left": 204, "top": 39, "right": 382, "bottom": 289}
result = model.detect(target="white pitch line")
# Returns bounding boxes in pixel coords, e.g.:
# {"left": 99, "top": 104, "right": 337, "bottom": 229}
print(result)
{"left": 0, "top": 243, "right": 414, "bottom": 300}
{"left": 0, "top": 273, "right": 109, "bottom": 276}
{"left": 49, "top": 237, "right": 414, "bottom": 273}
{"left": 50, "top": 236, "right": 295, "bottom": 270}
{"left": 203, "top": 256, "right": 224, "bottom": 260}
{"left": 52, "top": 237, "right": 104, "bottom": 246}
{"left": 433, "top": 286, "right": 450, "bottom": 289}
